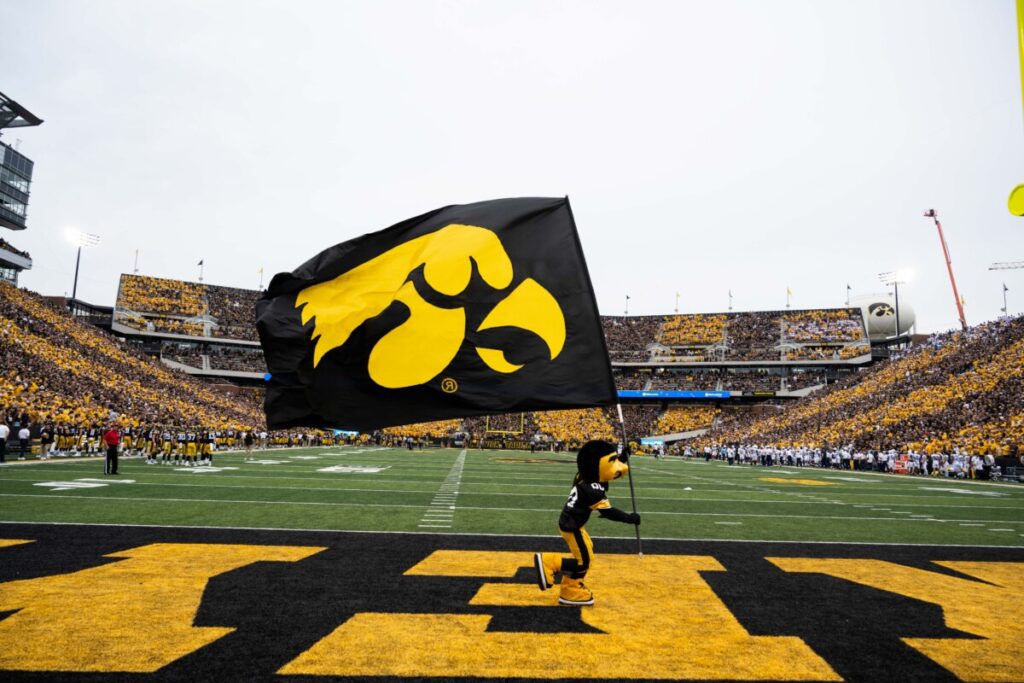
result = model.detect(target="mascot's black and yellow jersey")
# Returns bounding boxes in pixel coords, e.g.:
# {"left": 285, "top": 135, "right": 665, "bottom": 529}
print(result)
{"left": 558, "top": 481, "right": 611, "bottom": 531}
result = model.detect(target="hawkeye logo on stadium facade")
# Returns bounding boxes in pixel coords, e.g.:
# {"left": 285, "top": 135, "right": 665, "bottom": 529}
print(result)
{"left": 296, "top": 224, "right": 566, "bottom": 389}
{"left": 869, "top": 302, "right": 895, "bottom": 318}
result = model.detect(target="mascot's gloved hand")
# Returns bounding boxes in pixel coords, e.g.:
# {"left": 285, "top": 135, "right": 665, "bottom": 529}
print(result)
{"left": 626, "top": 512, "right": 641, "bottom": 526}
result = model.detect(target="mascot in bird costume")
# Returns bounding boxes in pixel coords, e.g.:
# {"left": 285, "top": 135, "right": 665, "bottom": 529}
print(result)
{"left": 534, "top": 439, "right": 640, "bottom": 606}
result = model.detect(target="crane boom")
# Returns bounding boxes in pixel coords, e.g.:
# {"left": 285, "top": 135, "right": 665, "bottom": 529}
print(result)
{"left": 924, "top": 210, "right": 968, "bottom": 331}
{"left": 989, "top": 262, "right": 1024, "bottom": 270}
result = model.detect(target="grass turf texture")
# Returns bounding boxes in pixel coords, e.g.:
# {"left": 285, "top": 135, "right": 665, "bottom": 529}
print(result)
{"left": 2, "top": 446, "right": 1023, "bottom": 546}
{"left": 1, "top": 523, "right": 1022, "bottom": 681}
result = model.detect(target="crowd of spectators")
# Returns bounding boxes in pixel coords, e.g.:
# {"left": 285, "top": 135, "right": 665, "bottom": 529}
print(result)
{"left": 207, "top": 345, "right": 265, "bottom": 372}
{"left": 723, "top": 311, "right": 783, "bottom": 360}
{"left": 115, "top": 275, "right": 259, "bottom": 342}
{"left": 382, "top": 419, "right": 462, "bottom": 439}
{"left": 782, "top": 309, "right": 866, "bottom": 343}
{"left": 118, "top": 275, "right": 205, "bottom": 316}
{"left": 0, "top": 237, "right": 29, "bottom": 259}
{"left": 647, "top": 370, "right": 720, "bottom": 390}
{"left": 614, "top": 404, "right": 660, "bottom": 439}
{"left": 532, "top": 408, "right": 616, "bottom": 445}
{"left": 658, "top": 314, "right": 727, "bottom": 346}
{"left": 20, "top": 271, "right": 1021, "bottom": 460}
{"left": 612, "top": 368, "right": 650, "bottom": 390}
{"left": 701, "top": 315, "right": 1024, "bottom": 456}
{"left": 0, "top": 281, "right": 264, "bottom": 434}
{"left": 721, "top": 371, "right": 781, "bottom": 392}
{"left": 785, "top": 370, "right": 830, "bottom": 390}
{"left": 602, "top": 316, "right": 663, "bottom": 362}
{"left": 207, "top": 285, "right": 261, "bottom": 341}
{"left": 649, "top": 348, "right": 717, "bottom": 363}
{"left": 654, "top": 406, "right": 719, "bottom": 434}
{"left": 785, "top": 344, "right": 869, "bottom": 361}
{"left": 163, "top": 345, "right": 204, "bottom": 369}
{"left": 119, "top": 315, "right": 205, "bottom": 337}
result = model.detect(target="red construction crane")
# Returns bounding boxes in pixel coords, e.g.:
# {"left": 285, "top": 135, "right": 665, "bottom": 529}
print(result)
{"left": 923, "top": 210, "right": 968, "bottom": 331}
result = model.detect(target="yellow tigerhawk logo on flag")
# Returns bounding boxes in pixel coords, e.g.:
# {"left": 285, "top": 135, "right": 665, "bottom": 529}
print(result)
{"left": 295, "top": 224, "right": 566, "bottom": 389}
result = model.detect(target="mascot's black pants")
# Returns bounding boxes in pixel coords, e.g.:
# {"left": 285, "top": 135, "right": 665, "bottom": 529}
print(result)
{"left": 558, "top": 528, "right": 594, "bottom": 579}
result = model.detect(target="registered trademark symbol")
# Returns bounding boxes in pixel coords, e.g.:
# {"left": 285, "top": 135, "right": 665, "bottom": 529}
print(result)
{"left": 440, "top": 378, "right": 458, "bottom": 393}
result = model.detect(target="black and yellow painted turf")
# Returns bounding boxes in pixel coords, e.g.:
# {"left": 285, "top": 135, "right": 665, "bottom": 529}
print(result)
{"left": 1, "top": 447, "right": 1023, "bottom": 680}
{"left": 1, "top": 524, "right": 1022, "bottom": 681}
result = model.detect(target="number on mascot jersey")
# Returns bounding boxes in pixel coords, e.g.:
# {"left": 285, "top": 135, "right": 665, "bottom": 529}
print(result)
{"left": 565, "top": 487, "right": 578, "bottom": 508}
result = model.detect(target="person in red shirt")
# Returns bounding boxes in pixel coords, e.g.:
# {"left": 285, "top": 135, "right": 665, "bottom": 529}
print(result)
{"left": 103, "top": 424, "right": 121, "bottom": 475}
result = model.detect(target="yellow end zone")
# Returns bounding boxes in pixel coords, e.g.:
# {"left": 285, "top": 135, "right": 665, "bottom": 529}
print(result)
{"left": 281, "top": 551, "right": 841, "bottom": 680}
{"left": 2, "top": 542, "right": 1021, "bottom": 680}
{"left": 0, "top": 542, "right": 326, "bottom": 672}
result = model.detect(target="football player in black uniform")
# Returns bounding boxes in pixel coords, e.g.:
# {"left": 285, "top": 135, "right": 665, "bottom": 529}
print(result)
{"left": 534, "top": 440, "right": 639, "bottom": 606}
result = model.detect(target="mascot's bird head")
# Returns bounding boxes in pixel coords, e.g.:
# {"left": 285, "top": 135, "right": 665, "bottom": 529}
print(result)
{"left": 576, "top": 439, "right": 629, "bottom": 484}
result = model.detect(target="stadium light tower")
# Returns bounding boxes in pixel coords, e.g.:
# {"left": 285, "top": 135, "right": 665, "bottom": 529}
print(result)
{"left": 65, "top": 228, "right": 100, "bottom": 300}
{"left": 878, "top": 270, "right": 910, "bottom": 343}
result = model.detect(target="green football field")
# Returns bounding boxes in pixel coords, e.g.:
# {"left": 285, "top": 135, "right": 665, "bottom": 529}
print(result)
{"left": 2, "top": 446, "right": 1022, "bottom": 547}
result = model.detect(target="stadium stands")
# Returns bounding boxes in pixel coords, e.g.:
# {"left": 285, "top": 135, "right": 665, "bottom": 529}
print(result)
{"left": 648, "top": 369, "right": 720, "bottom": 390}
{"left": 206, "top": 285, "right": 262, "bottom": 341}
{"left": 782, "top": 308, "right": 865, "bottom": 343}
{"left": 114, "top": 274, "right": 260, "bottom": 342}
{"left": 532, "top": 408, "right": 616, "bottom": 446}
{"left": 654, "top": 406, "right": 719, "bottom": 434}
{"left": 785, "top": 369, "right": 830, "bottom": 390}
{"left": 721, "top": 370, "right": 781, "bottom": 392}
{"left": 615, "top": 404, "right": 660, "bottom": 441}
{"left": 382, "top": 419, "right": 461, "bottom": 440}
{"left": 0, "top": 236, "right": 29, "bottom": 259}
{"left": 602, "top": 315, "right": 662, "bottom": 362}
{"left": 22, "top": 264, "right": 1019, "bottom": 462}
{"left": 612, "top": 368, "right": 650, "bottom": 390}
{"left": 785, "top": 344, "right": 870, "bottom": 361}
{"left": 207, "top": 345, "right": 265, "bottom": 372}
{"left": 703, "top": 315, "right": 1024, "bottom": 456}
{"left": 118, "top": 274, "right": 205, "bottom": 316}
{"left": 611, "top": 309, "right": 868, "bottom": 365}
{"left": 0, "top": 280, "right": 263, "bottom": 431}
{"left": 659, "top": 314, "right": 727, "bottom": 346}
{"left": 724, "top": 311, "right": 782, "bottom": 361}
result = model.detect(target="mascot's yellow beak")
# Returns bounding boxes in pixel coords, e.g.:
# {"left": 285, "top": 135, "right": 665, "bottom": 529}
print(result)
{"left": 598, "top": 453, "right": 629, "bottom": 483}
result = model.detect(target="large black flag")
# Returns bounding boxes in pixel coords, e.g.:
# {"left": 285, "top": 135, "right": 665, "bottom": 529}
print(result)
{"left": 256, "top": 197, "right": 616, "bottom": 431}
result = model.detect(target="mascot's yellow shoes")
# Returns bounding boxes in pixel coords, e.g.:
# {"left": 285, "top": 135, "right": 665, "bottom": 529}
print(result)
{"left": 534, "top": 552, "right": 561, "bottom": 591}
{"left": 558, "top": 577, "right": 594, "bottom": 606}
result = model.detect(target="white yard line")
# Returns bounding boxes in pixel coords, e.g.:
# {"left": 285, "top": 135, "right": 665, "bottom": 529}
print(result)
{"left": 4, "top": 491, "right": 1022, "bottom": 526}
{"left": 3, "top": 474, "right": 1021, "bottom": 511}
{"left": 415, "top": 449, "right": 466, "bottom": 529}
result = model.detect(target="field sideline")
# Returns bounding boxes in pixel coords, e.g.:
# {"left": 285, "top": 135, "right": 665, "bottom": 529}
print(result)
{"left": 2, "top": 445, "right": 1022, "bottom": 546}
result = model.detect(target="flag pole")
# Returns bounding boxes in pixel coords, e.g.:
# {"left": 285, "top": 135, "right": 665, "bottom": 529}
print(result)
{"left": 615, "top": 403, "right": 642, "bottom": 557}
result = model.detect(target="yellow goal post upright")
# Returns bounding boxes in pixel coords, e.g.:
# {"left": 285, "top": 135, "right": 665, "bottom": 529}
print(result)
{"left": 484, "top": 412, "right": 525, "bottom": 434}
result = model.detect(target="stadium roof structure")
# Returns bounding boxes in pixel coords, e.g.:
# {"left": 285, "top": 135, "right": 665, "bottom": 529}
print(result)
{"left": 0, "top": 92, "right": 43, "bottom": 132}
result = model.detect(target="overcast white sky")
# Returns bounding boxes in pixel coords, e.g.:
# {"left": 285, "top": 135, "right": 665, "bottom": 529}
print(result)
{"left": 2, "top": 0, "right": 1021, "bottom": 333}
